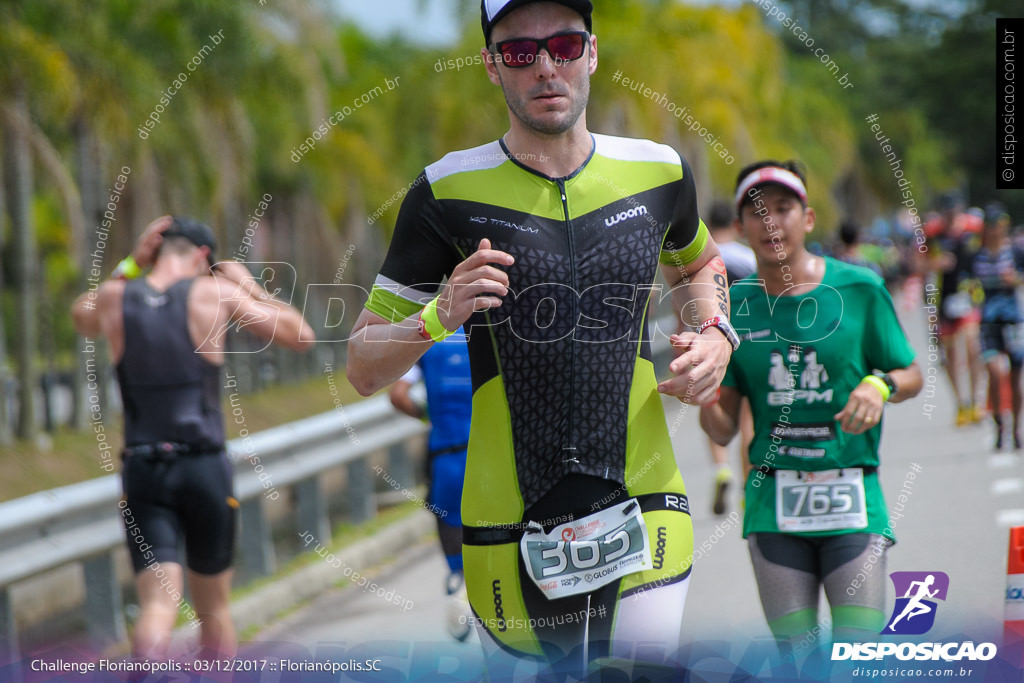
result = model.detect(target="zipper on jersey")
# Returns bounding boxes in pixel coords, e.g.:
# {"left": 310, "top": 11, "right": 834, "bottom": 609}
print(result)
{"left": 557, "top": 178, "right": 579, "bottom": 463}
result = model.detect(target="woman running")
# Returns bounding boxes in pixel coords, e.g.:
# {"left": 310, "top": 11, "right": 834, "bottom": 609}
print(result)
{"left": 700, "top": 160, "right": 923, "bottom": 651}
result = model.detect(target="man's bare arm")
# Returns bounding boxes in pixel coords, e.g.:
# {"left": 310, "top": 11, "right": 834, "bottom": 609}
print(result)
{"left": 656, "top": 242, "right": 734, "bottom": 406}
{"left": 211, "top": 260, "right": 315, "bottom": 352}
{"left": 699, "top": 386, "right": 743, "bottom": 446}
{"left": 661, "top": 244, "right": 729, "bottom": 332}
{"left": 71, "top": 289, "right": 103, "bottom": 338}
{"left": 389, "top": 379, "right": 425, "bottom": 420}
{"left": 347, "top": 309, "right": 435, "bottom": 396}
{"left": 347, "top": 238, "right": 513, "bottom": 396}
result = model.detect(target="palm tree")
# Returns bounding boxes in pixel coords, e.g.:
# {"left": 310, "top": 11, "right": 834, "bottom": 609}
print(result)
{"left": 0, "top": 6, "right": 78, "bottom": 440}
{"left": 0, "top": 144, "right": 9, "bottom": 445}
{"left": 2, "top": 84, "right": 39, "bottom": 441}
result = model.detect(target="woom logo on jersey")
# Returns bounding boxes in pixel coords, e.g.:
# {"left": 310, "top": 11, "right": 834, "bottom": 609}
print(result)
{"left": 652, "top": 526, "right": 667, "bottom": 570}
{"left": 604, "top": 205, "right": 649, "bottom": 227}
{"left": 492, "top": 579, "right": 507, "bottom": 632}
{"left": 832, "top": 570, "right": 997, "bottom": 662}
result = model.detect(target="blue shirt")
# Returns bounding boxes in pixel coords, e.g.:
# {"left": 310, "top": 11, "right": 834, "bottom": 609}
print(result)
{"left": 402, "top": 329, "right": 472, "bottom": 455}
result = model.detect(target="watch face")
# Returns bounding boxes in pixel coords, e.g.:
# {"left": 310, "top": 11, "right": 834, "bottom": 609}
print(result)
{"left": 715, "top": 319, "right": 741, "bottom": 351}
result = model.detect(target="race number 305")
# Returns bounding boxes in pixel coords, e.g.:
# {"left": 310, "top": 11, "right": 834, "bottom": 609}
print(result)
{"left": 520, "top": 500, "right": 652, "bottom": 599}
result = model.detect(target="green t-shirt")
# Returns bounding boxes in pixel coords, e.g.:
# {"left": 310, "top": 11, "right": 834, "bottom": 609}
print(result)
{"left": 723, "top": 258, "right": 916, "bottom": 539}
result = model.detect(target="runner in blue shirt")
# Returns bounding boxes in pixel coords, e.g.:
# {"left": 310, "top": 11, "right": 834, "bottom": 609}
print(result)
{"left": 390, "top": 329, "right": 473, "bottom": 640}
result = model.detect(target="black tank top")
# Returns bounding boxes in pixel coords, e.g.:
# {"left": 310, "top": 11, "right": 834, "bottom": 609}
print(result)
{"left": 116, "top": 278, "right": 224, "bottom": 448}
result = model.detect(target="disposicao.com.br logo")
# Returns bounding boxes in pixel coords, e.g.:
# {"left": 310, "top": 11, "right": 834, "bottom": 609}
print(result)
{"left": 885, "top": 570, "right": 949, "bottom": 635}
{"left": 832, "top": 570, "right": 997, "bottom": 662}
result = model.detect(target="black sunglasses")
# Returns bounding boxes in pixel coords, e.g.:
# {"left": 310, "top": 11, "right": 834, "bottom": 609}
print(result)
{"left": 492, "top": 31, "right": 590, "bottom": 69}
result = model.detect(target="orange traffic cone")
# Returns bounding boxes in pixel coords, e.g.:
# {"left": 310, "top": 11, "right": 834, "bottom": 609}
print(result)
{"left": 1005, "top": 527, "right": 1024, "bottom": 665}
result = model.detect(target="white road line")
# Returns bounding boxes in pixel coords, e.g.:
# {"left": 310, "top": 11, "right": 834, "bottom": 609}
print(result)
{"left": 992, "top": 479, "right": 1024, "bottom": 496}
{"left": 989, "top": 454, "right": 1020, "bottom": 469}
{"left": 997, "top": 509, "right": 1024, "bottom": 527}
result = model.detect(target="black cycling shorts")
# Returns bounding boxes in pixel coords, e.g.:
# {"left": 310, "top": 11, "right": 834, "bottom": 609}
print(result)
{"left": 980, "top": 321, "right": 1024, "bottom": 367}
{"left": 463, "top": 474, "right": 693, "bottom": 676}
{"left": 120, "top": 449, "right": 237, "bottom": 575}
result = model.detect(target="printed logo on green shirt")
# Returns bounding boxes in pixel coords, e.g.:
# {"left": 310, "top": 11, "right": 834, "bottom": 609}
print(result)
{"left": 766, "top": 345, "right": 835, "bottom": 407}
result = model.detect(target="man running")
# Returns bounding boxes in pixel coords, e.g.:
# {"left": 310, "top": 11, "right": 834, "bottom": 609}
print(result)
{"left": 706, "top": 200, "right": 756, "bottom": 515}
{"left": 925, "top": 192, "right": 984, "bottom": 426}
{"left": 71, "top": 215, "right": 314, "bottom": 659}
{"left": 347, "top": 1, "right": 734, "bottom": 677}
{"left": 963, "top": 203, "right": 1024, "bottom": 450}
{"left": 700, "top": 160, "right": 923, "bottom": 653}
{"left": 389, "top": 328, "right": 473, "bottom": 640}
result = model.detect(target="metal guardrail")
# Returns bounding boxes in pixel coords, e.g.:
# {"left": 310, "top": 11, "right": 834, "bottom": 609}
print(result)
{"left": 0, "top": 317, "right": 679, "bottom": 661}
{"left": 0, "top": 393, "right": 428, "bottom": 660}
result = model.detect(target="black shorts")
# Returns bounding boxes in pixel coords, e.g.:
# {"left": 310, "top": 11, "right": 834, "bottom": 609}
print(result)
{"left": 980, "top": 321, "right": 1024, "bottom": 367}
{"left": 120, "top": 449, "right": 237, "bottom": 575}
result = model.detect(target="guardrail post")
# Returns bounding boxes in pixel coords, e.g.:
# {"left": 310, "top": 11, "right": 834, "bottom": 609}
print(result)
{"left": 82, "top": 551, "right": 126, "bottom": 647}
{"left": 295, "top": 477, "right": 330, "bottom": 544}
{"left": 388, "top": 442, "right": 415, "bottom": 491}
{"left": 239, "top": 498, "right": 275, "bottom": 579}
{"left": 0, "top": 588, "right": 18, "bottom": 669}
{"left": 347, "top": 459, "right": 376, "bottom": 523}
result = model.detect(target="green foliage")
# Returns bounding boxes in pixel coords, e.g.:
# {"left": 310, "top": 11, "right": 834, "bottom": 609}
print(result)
{"left": 0, "top": 0, "right": 995, "bottom": 441}
{"left": 759, "top": 0, "right": 1018, "bottom": 219}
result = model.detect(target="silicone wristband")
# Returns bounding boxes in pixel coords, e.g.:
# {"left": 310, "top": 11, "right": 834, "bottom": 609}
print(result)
{"left": 862, "top": 375, "right": 891, "bottom": 402}
{"left": 419, "top": 298, "right": 455, "bottom": 343}
{"left": 112, "top": 256, "right": 142, "bottom": 280}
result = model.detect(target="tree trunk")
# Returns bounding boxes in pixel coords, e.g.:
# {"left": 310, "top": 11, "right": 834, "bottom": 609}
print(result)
{"left": 0, "top": 138, "right": 10, "bottom": 445}
{"left": 71, "top": 116, "right": 101, "bottom": 431}
{"left": 3, "top": 85, "right": 38, "bottom": 441}
{"left": 40, "top": 267, "right": 57, "bottom": 433}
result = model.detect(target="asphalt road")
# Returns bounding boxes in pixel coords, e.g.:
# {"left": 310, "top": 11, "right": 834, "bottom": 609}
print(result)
{"left": 249, "top": 291, "right": 1021, "bottom": 680}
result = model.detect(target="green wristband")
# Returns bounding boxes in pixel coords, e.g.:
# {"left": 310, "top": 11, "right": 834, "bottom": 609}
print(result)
{"left": 113, "top": 256, "right": 142, "bottom": 280}
{"left": 862, "top": 375, "right": 891, "bottom": 402}
{"left": 419, "top": 298, "right": 456, "bottom": 343}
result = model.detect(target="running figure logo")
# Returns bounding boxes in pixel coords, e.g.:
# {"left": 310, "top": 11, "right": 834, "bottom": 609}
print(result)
{"left": 883, "top": 571, "right": 950, "bottom": 635}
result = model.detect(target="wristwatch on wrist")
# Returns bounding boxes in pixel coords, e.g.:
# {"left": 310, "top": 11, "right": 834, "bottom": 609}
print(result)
{"left": 697, "top": 316, "right": 741, "bottom": 351}
{"left": 879, "top": 372, "right": 898, "bottom": 399}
